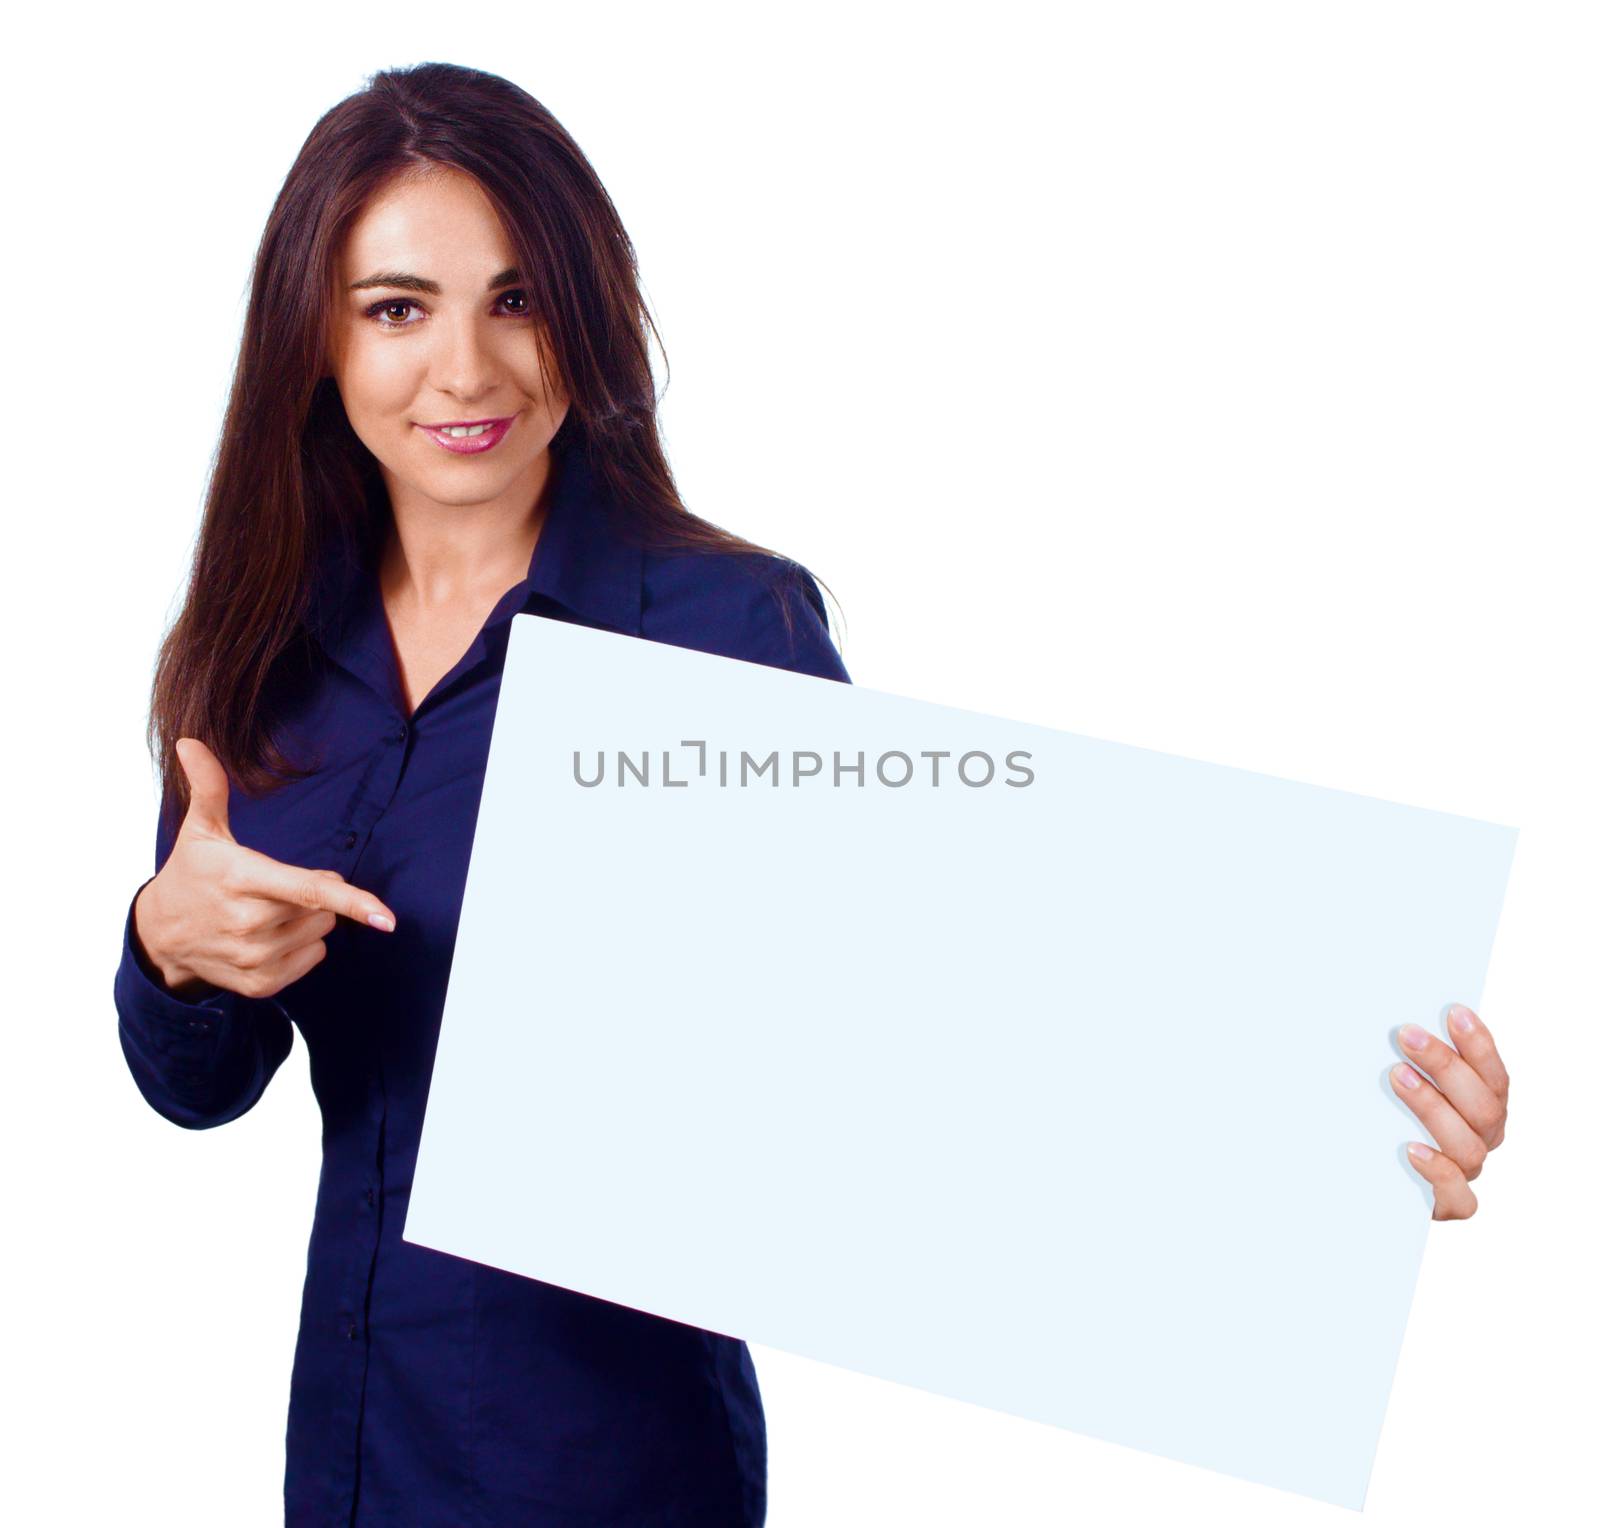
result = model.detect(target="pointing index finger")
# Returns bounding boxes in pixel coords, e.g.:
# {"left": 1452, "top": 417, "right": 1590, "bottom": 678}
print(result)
{"left": 241, "top": 850, "right": 396, "bottom": 931}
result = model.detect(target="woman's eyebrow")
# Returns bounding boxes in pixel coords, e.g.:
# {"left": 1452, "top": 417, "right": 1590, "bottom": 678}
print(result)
{"left": 348, "top": 267, "right": 522, "bottom": 294}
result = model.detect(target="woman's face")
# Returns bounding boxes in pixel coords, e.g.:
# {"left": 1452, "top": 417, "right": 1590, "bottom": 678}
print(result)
{"left": 327, "top": 165, "right": 569, "bottom": 514}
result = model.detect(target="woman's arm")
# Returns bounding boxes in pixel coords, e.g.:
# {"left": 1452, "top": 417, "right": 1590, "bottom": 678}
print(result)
{"left": 112, "top": 814, "right": 296, "bottom": 1131}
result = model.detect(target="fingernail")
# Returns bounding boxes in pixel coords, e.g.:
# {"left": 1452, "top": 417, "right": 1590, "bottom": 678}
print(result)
{"left": 1407, "top": 1141, "right": 1434, "bottom": 1162}
{"left": 368, "top": 913, "right": 395, "bottom": 932}
{"left": 1393, "top": 1063, "right": 1422, "bottom": 1090}
{"left": 1448, "top": 1004, "right": 1475, "bottom": 1033}
{"left": 1399, "top": 1024, "right": 1429, "bottom": 1050}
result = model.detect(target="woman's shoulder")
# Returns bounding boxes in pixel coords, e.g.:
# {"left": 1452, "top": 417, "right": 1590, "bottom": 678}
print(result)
{"left": 639, "top": 545, "right": 849, "bottom": 683}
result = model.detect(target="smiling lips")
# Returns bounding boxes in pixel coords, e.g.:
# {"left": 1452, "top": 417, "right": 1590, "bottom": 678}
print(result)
{"left": 417, "top": 415, "right": 516, "bottom": 455}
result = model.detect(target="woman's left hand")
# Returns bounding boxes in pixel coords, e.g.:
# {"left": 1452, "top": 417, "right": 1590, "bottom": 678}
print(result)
{"left": 1391, "top": 1004, "right": 1510, "bottom": 1220}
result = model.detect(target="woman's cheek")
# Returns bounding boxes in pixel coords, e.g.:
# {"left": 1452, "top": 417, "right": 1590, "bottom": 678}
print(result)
{"left": 370, "top": 340, "right": 426, "bottom": 399}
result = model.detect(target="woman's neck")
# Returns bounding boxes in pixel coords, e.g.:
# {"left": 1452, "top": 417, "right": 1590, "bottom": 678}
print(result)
{"left": 377, "top": 448, "right": 556, "bottom": 615}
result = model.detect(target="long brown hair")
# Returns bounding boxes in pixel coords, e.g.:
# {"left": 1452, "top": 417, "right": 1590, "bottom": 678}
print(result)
{"left": 150, "top": 61, "right": 837, "bottom": 833}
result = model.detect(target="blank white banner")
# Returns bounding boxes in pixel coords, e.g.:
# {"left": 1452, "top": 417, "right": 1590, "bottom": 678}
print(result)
{"left": 406, "top": 614, "right": 1518, "bottom": 1509}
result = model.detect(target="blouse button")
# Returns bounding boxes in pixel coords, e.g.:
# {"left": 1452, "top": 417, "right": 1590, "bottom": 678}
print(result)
{"left": 341, "top": 830, "right": 358, "bottom": 850}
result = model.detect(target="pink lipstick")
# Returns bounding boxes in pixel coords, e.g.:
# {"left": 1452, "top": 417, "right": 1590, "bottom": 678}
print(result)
{"left": 416, "top": 415, "right": 516, "bottom": 455}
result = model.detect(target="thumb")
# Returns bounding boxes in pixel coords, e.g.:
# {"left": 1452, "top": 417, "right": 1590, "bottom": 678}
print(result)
{"left": 175, "top": 736, "right": 236, "bottom": 841}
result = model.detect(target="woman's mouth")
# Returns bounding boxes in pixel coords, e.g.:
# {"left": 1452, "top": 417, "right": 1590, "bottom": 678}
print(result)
{"left": 416, "top": 415, "right": 516, "bottom": 455}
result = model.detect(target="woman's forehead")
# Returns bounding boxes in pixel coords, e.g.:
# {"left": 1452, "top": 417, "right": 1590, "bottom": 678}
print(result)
{"left": 342, "top": 169, "right": 515, "bottom": 282}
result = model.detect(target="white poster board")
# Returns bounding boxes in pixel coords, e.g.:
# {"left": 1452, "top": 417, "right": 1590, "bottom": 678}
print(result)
{"left": 406, "top": 614, "right": 1518, "bottom": 1509}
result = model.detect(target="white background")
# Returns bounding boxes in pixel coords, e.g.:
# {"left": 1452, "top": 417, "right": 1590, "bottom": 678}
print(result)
{"left": 6, "top": 3, "right": 1595, "bottom": 1523}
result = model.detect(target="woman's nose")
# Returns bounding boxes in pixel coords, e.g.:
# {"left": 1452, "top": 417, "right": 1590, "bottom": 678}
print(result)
{"left": 432, "top": 315, "right": 499, "bottom": 402}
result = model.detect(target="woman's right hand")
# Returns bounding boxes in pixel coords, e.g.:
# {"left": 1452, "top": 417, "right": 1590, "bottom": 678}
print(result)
{"left": 132, "top": 737, "right": 397, "bottom": 1001}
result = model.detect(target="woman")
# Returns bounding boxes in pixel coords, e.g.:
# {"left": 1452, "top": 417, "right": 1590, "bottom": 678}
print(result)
{"left": 114, "top": 59, "right": 1512, "bottom": 1528}
{"left": 113, "top": 62, "right": 846, "bottom": 1526}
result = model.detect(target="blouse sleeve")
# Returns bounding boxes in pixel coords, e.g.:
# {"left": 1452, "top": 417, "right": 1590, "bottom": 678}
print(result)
{"left": 113, "top": 806, "right": 295, "bottom": 1130}
{"left": 737, "top": 558, "right": 852, "bottom": 684}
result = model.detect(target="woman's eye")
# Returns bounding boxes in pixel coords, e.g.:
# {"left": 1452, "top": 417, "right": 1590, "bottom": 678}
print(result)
{"left": 367, "top": 299, "right": 422, "bottom": 326}
{"left": 498, "top": 289, "right": 532, "bottom": 316}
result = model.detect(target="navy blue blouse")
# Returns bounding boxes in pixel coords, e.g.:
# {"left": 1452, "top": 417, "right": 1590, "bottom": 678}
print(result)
{"left": 113, "top": 439, "right": 850, "bottom": 1527}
